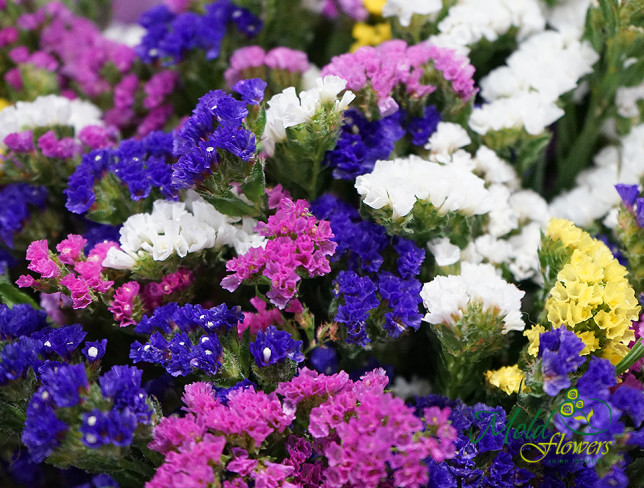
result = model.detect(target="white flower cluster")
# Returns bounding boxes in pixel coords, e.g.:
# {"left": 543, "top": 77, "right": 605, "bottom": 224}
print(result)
{"left": 420, "top": 262, "right": 526, "bottom": 334}
{"left": 102, "top": 23, "right": 146, "bottom": 47}
{"left": 0, "top": 95, "right": 103, "bottom": 144}
{"left": 616, "top": 82, "right": 644, "bottom": 119}
{"left": 550, "top": 124, "right": 644, "bottom": 228}
{"left": 543, "top": 0, "right": 592, "bottom": 38}
{"left": 103, "top": 193, "right": 265, "bottom": 269}
{"left": 262, "top": 75, "right": 356, "bottom": 156}
{"left": 382, "top": 0, "right": 442, "bottom": 28}
{"left": 428, "top": 0, "right": 545, "bottom": 54}
{"left": 471, "top": 31, "right": 598, "bottom": 136}
{"left": 354, "top": 155, "right": 493, "bottom": 219}
{"left": 422, "top": 123, "right": 549, "bottom": 282}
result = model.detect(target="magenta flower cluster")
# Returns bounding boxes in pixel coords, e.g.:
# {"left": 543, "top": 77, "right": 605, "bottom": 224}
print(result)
{"left": 17, "top": 236, "right": 118, "bottom": 309}
{"left": 321, "top": 39, "right": 477, "bottom": 116}
{"left": 147, "top": 368, "right": 455, "bottom": 487}
{"left": 221, "top": 197, "right": 337, "bottom": 309}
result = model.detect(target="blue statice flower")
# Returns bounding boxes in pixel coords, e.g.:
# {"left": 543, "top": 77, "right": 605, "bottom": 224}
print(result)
{"left": 575, "top": 357, "right": 616, "bottom": 400}
{"left": 249, "top": 325, "right": 304, "bottom": 367}
{"left": 0, "top": 336, "right": 42, "bottom": 385}
{"left": 612, "top": 385, "right": 644, "bottom": 427}
{"left": 22, "top": 386, "right": 68, "bottom": 462}
{"left": 334, "top": 271, "right": 379, "bottom": 346}
{"left": 538, "top": 327, "right": 586, "bottom": 396}
{"left": 131, "top": 303, "right": 240, "bottom": 376}
{"left": 0, "top": 303, "right": 48, "bottom": 340}
{"left": 82, "top": 221, "right": 121, "bottom": 250}
{"left": 99, "top": 365, "right": 152, "bottom": 422}
{"left": 233, "top": 78, "right": 267, "bottom": 105}
{"left": 310, "top": 346, "right": 338, "bottom": 375}
{"left": 80, "top": 408, "right": 138, "bottom": 448}
{"left": 65, "top": 132, "right": 177, "bottom": 214}
{"left": 311, "top": 194, "right": 387, "bottom": 272}
{"left": 406, "top": 105, "right": 441, "bottom": 145}
{"left": 137, "top": 0, "right": 261, "bottom": 65}
{"left": 33, "top": 324, "right": 87, "bottom": 360}
{"left": 324, "top": 109, "right": 405, "bottom": 180}
{"left": 171, "top": 87, "right": 260, "bottom": 188}
{"left": 39, "top": 363, "right": 89, "bottom": 408}
{"left": 637, "top": 197, "right": 644, "bottom": 227}
{"left": 0, "top": 184, "right": 48, "bottom": 247}
{"left": 377, "top": 273, "right": 423, "bottom": 337}
{"left": 214, "top": 378, "right": 255, "bottom": 404}
{"left": 615, "top": 183, "right": 640, "bottom": 208}
{"left": 82, "top": 339, "right": 107, "bottom": 363}
{"left": 393, "top": 236, "right": 425, "bottom": 279}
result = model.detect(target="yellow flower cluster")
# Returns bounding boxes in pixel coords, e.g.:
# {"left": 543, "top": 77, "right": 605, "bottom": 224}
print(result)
{"left": 526, "top": 218, "right": 640, "bottom": 364}
{"left": 351, "top": 22, "right": 391, "bottom": 51}
{"left": 364, "top": 0, "right": 386, "bottom": 15}
{"left": 0, "top": 98, "right": 9, "bottom": 112}
{"left": 485, "top": 365, "right": 526, "bottom": 395}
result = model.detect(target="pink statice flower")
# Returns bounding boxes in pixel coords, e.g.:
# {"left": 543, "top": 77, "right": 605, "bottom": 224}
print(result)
{"left": 322, "top": 40, "right": 477, "bottom": 117}
{"left": 237, "top": 297, "right": 283, "bottom": 337}
{"left": 142, "top": 268, "right": 194, "bottom": 310}
{"left": 108, "top": 281, "right": 141, "bottom": 327}
{"left": 225, "top": 46, "right": 310, "bottom": 88}
{"left": 221, "top": 197, "right": 336, "bottom": 310}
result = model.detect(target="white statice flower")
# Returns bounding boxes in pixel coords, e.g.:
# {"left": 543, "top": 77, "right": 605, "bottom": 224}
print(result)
{"left": 486, "top": 184, "right": 518, "bottom": 237}
{"left": 425, "top": 122, "right": 471, "bottom": 156}
{"left": 0, "top": 95, "right": 103, "bottom": 144}
{"left": 382, "top": 0, "right": 442, "bottom": 27}
{"left": 355, "top": 155, "right": 493, "bottom": 219}
{"left": 472, "top": 146, "right": 519, "bottom": 186}
{"left": 462, "top": 234, "right": 513, "bottom": 267}
{"left": 550, "top": 126, "right": 644, "bottom": 228}
{"left": 102, "top": 23, "right": 146, "bottom": 47}
{"left": 421, "top": 262, "right": 526, "bottom": 333}
{"left": 480, "top": 31, "right": 598, "bottom": 103}
{"left": 616, "top": 83, "right": 644, "bottom": 118}
{"left": 427, "top": 237, "right": 461, "bottom": 266}
{"left": 390, "top": 375, "right": 432, "bottom": 400}
{"left": 544, "top": 0, "right": 592, "bottom": 38}
{"left": 507, "top": 223, "right": 543, "bottom": 283}
{"left": 509, "top": 190, "right": 550, "bottom": 226}
{"left": 469, "top": 92, "right": 564, "bottom": 135}
{"left": 429, "top": 0, "right": 545, "bottom": 53}
{"left": 103, "top": 193, "right": 264, "bottom": 270}
{"left": 262, "top": 75, "right": 355, "bottom": 156}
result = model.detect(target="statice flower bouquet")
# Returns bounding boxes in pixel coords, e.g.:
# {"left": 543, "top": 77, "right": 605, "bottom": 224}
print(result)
{"left": 2, "top": 0, "right": 644, "bottom": 486}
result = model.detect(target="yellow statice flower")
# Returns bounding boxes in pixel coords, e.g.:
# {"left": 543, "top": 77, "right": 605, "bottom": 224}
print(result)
{"left": 364, "top": 0, "right": 386, "bottom": 15}
{"left": 0, "top": 98, "right": 9, "bottom": 112}
{"left": 485, "top": 365, "right": 526, "bottom": 395}
{"left": 351, "top": 22, "right": 391, "bottom": 51}
{"left": 542, "top": 218, "right": 640, "bottom": 364}
{"left": 524, "top": 324, "right": 546, "bottom": 356}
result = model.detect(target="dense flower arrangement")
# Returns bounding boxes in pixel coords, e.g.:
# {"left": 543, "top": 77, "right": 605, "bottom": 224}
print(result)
{"left": 1, "top": 0, "right": 644, "bottom": 487}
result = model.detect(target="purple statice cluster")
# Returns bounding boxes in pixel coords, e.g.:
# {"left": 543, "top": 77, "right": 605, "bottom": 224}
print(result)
{"left": 136, "top": 0, "right": 262, "bottom": 65}
{"left": 415, "top": 394, "right": 605, "bottom": 487}
{"left": 2, "top": 2, "right": 177, "bottom": 134}
{"left": 147, "top": 367, "right": 453, "bottom": 488}
{"left": 321, "top": 40, "right": 477, "bottom": 117}
{"left": 616, "top": 183, "right": 644, "bottom": 227}
{"left": 224, "top": 45, "right": 310, "bottom": 90}
{"left": 221, "top": 197, "right": 337, "bottom": 309}
{"left": 65, "top": 131, "right": 177, "bottom": 215}
{"left": 0, "top": 183, "right": 47, "bottom": 247}
{"left": 538, "top": 326, "right": 586, "bottom": 396}
{"left": 16, "top": 235, "right": 118, "bottom": 309}
{"left": 249, "top": 325, "right": 304, "bottom": 368}
{"left": 312, "top": 194, "right": 425, "bottom": 345}
{"left": 22, "top": 364, "right": 153, "bottom": 463}
{"left": 324, "top": 105, "right": 441, "bottom": 180}
{"left": 109, "top": 281, "right": 142, "bottom": 327}
{"left": 171, "top": 80, "right": 265, "bottom": 188}
{"left": 130, "top": 302, "right": 242, "bottom": 377}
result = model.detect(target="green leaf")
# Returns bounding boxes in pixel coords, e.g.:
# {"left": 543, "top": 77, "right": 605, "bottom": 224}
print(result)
{"left": 202, "top": 191, "right": 259, "bottom": 217}
{"left": 0, "top": 280, "right": 39, "bottom": 308}
{"left": 599, "top": 0, "right": 619, "bottom": 36}
{"left": 241, "top": 160, "right": 266, "bottom": 207}
{"left": 621, "top": 59, "right": 644, "bottom": 87}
